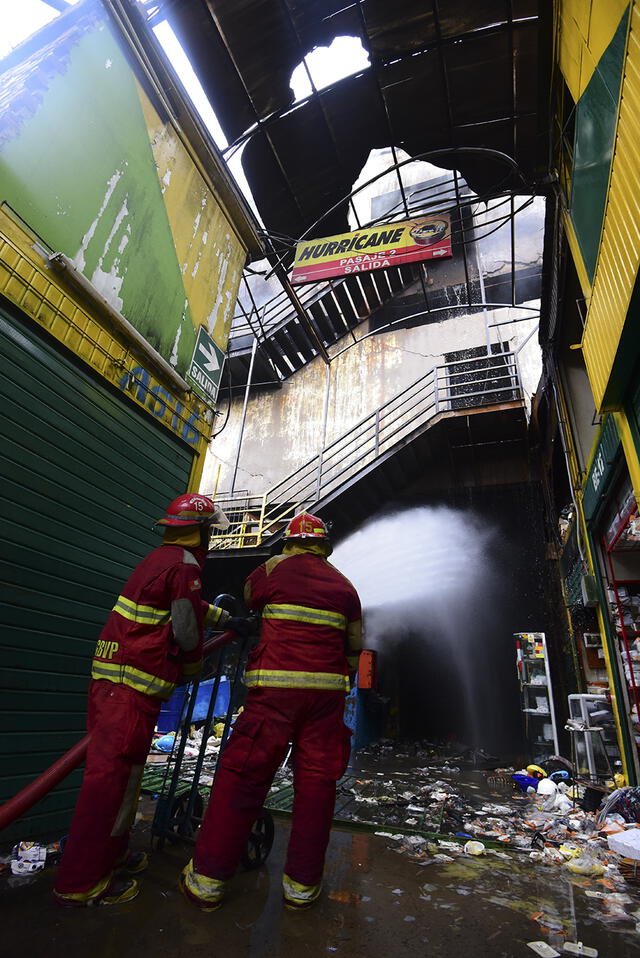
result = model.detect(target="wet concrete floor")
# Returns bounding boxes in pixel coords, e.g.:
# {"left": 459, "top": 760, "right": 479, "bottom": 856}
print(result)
{"left": 3, "top": 817, "right": 640, "bottom": 957}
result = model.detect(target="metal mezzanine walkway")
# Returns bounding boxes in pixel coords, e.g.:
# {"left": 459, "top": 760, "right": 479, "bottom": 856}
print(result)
{"left": 207, "top": 349, "right": 526, "bottom": 558}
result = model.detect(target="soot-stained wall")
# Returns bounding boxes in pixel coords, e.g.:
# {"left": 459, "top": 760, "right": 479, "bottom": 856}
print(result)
{"left": 377, "top": 481, "right": 569, "bottom": 758}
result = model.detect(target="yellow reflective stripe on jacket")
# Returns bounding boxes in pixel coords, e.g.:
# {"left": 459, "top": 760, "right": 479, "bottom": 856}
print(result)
{"left": 262, "top": 603, "right": 347, "bottom": 630}
{"left": 91, "top": 660, "right": 176, "bottom": 699}
{"left": 112, "top": 595, "right": 171, "bottom": 625}
{"left": 245, "top": 669, "right": 349, "bottom": 691}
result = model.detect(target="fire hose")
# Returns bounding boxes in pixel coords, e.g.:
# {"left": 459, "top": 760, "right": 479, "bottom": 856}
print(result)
{"left": 0, "top": 629, "right": 238, "bottom": 833}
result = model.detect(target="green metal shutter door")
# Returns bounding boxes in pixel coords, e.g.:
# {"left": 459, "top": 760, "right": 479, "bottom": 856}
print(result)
{"left": 0, "top": 304, "right": 195, "bottom": 841}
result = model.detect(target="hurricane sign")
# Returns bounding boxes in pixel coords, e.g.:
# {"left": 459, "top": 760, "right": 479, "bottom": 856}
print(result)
{"left": 290, "top": 213, "right": 452, "bottom": 285}
{"left": 187, "top": 326, "right": 225, "bottom": 405}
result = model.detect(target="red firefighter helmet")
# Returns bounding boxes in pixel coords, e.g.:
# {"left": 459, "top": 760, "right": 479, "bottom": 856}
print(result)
{"left": 284, "top": 512, "right": 330, "bottom": 541}
{"left": 156, "top": 494, "right": 229, "bottom": 529}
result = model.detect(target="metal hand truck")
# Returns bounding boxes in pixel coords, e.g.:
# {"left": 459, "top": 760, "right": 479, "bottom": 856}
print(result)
{"left": 144, "top": 606, "right": 274, "bottom": 870}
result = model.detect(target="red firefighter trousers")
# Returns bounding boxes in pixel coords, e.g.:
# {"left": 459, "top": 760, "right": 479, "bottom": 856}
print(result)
{"left": 193, "top": 687, "right": 351, "bottom": 887}
{"left": 55, "top": 680, "right": 160, "bottom": 898}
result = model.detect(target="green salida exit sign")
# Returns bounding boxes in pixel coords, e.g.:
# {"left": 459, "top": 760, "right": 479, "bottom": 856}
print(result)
{"left": 187, "top": 326, "right": 225, "bottom": 405}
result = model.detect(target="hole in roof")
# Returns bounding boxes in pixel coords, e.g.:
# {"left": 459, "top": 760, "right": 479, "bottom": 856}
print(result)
{"left": 290, "top": 36, "right": 370, "bottom": 102}
{"left": 348, "top": 148, "right": 471, "bottom": 230}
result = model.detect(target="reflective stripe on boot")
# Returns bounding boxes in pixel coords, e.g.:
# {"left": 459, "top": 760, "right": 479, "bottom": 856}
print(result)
{"left": 180, "top": 860, "right": 226, "bottom": 910}
{"left": 53, "top": 873, "right": 113, "bottom": 906}
{"left": 53, "top": 875, "right": 138, "bottom": 907}
{"left": 282, "top": 872, "right": 322, "bottom": 909}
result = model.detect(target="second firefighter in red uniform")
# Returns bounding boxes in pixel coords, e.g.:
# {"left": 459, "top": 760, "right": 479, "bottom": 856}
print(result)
{"left": 182, "top": 511, "right": 363, "bottom": 910}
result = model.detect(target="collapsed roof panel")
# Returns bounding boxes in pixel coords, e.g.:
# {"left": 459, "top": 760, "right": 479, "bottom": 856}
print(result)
{"left": 164, "top": 0, "right": 546, "bottom": 242}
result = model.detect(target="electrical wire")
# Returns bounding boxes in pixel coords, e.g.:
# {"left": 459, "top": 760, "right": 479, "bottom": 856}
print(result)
{"left": 212, "top": 353, "right": 233, "bottom": 438}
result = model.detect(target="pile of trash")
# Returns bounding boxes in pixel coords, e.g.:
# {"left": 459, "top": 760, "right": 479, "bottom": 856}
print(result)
{"left": 150, "top": 722, "right": 227, "bottom": 759}
{"left": 0, "top": 840, "right": 63, "bottom": 886}
{"left": 343, "top": 757, "right": 640, "bottom": 885}
{"left": 357, "top": 737, "right": 498, "bottom": 769}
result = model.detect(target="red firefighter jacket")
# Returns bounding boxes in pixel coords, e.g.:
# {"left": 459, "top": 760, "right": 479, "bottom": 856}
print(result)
{"left": 91, "top": 544, "right": 227, "bottom": 700}
{"left": 243, "top": 552, "right": 362, "bottom": 692}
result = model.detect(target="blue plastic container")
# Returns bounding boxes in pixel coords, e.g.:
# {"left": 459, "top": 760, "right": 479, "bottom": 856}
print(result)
{"left": 192, "top": 678, "right": 230, "bottom": 723}
{"left": 157, "top": 688, "right": 188, "bottom": 733}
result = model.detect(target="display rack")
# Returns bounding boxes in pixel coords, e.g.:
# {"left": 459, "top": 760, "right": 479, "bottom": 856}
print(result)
{"left": 601, "top": 485, "right": 640, "bottom": 756}
{"left": 567, "top": 693, "right": 616, "bottom": 781}
{"left": 514, "top": 632, "right": 560, "bottom": 758}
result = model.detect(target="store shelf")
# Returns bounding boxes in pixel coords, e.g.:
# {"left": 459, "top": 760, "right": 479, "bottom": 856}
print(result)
{"left": 515, "top": 632, "right": 559, "bottom": 755}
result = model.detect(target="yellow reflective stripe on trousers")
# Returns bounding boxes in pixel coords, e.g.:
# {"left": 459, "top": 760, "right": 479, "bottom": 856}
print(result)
{"left": 112, "top": 595, "right": 171, "bottom": 625}
{"left": 262, "top": 603, "right": 346, "bottom": 630}
{"left": 91, "top": 660, "right": 176, "bottom": 699}
{"left": 182, "top": 860, "right": 227, "bottom": 903}
{"left": 245, "top": 669, "right": 349, "bottom": 691}
{"left": 282, "top": 872, "right": 321, "bottom": 903}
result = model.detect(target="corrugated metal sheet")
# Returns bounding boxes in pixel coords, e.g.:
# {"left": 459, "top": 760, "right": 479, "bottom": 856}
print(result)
{"left": 583, "top": 4, "right": 640, "bottom": 407}
{"left": 0, "top": 302, "right": 194, "bottom": 840}
{"left": 582, "top": 414, "right": 622, "bottom": 520}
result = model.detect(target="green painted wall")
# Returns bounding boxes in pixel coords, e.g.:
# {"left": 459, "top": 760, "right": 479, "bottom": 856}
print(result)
{"left": 569, "top": 8, "right": 629, "bottom": 283}
{"left": 0, "top": 1, "right": 195, "bottom": 374}
{"left": 0, "top": 302, "right": 194, "bottom": 840}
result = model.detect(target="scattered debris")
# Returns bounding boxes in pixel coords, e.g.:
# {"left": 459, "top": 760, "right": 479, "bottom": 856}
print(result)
{"left": 10, "top": 842, "right": 47, "bottom": 875}
{"left": 463, "top": 840, "right": 486, "bottom": 856}
{"left": 563, "top": 944, "right": 598, "bottom": 957}
{"left": 527, "top": 943, "right": 561, "bottom": 958}
{"left": 329, "top": 891, "right": 362, "bottom": 904}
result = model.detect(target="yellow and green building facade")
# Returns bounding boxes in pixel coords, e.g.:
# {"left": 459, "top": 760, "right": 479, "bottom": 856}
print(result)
{"left": 0, "top": 0, "right": 260, "bottom": 838}
{"left": 550, "top": 0, "right": 640, "bottom": 782}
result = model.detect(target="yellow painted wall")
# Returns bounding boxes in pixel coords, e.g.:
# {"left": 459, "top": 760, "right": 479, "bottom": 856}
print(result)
{"left": 557, "top": 0, "right": 629, "bottom": 101}
{"left": 582, "top": 4, "right": 640, "bottom": 409}
{"left": 136, "top": 82, "right": 246, "bottom": 356}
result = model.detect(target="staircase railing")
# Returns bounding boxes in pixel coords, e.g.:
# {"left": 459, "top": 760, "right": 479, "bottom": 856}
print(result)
{"left": 209, "top": 351, "right": 523, "bottom": 550}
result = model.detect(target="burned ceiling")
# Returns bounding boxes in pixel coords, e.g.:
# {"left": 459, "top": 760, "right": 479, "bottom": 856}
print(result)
{"left": 147, "top": 0, "right": 549, "bottom": 244}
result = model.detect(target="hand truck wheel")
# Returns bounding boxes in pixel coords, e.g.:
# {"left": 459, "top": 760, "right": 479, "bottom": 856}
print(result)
{"left": 171, "top": 791, "right": 204, "bottom": 840}
{"left": 241, "top": 808, "right": 274, "bottom": 870}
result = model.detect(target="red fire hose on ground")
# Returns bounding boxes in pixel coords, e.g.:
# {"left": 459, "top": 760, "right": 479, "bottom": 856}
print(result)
{"left": 0, "top": 629, "right": 238, "bottom": 834}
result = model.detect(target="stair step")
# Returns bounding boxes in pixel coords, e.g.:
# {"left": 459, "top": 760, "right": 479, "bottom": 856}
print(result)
{"left": 358, "top": 273, "right": 383, "bottom": 312}
{"left": 318, "top": 291, "right": 347, "bottom": 338}
{"left": 344, "top": 276, "right": 369, "bottom": 320}
{"left": 262, "top": 340, "right": 294, "bottom": 378}
{"left": 331, "top": 285, "right": 359, "bottom": 330}
{"left": 272, "top": 328, "right": 305, "bottom": 369}
{"left": 287, "top": 320, "right": 317, "bottom": 362}
{"left": 308, "top": 301, "right": 337, "bottom": 344}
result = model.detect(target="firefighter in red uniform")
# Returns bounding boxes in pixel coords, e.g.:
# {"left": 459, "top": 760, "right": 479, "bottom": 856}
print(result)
{"left": 181, "top": 511, "right": 363, "bottom": 911}
{"left": 54, "top": 493, "right": 248, "bottom": 906}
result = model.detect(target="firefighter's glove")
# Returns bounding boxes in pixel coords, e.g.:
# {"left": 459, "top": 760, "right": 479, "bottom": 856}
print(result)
{"left": 228, "top": 615, "right": 257, "bottom": 637}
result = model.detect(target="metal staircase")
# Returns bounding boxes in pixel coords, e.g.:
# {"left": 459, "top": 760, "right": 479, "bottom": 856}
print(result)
{"left": 208, "top": 350, "right": 525, "bottom": 556}
{"left": 228, "top": 262, "right": 435, "bottom": 388}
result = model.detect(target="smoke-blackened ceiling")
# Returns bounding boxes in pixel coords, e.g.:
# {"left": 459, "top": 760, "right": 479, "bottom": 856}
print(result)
{"left": 154, "top": 0, "right": 549, "bottom": 242}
